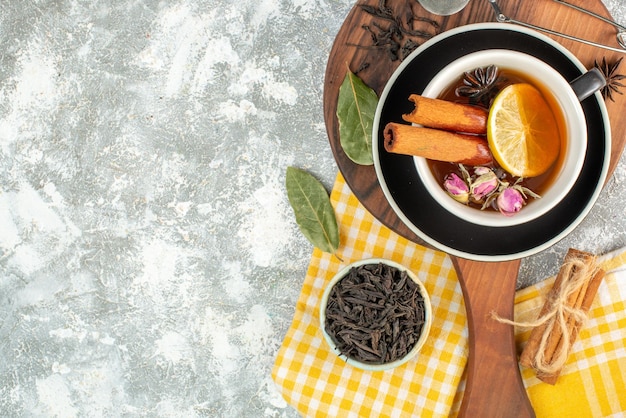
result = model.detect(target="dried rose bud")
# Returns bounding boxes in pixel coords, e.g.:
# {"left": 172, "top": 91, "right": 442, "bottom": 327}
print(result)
{"left": 444, "top": 173, "right": 469, "bottom": 204}
{"left": 473, "top": 166, "right": 492, "bottom": 176}
{"left": 470, "top": 170, "right": 498, "bottom": 202}
{"left": 497, "top": 187, "right": 524, "bottom": 216}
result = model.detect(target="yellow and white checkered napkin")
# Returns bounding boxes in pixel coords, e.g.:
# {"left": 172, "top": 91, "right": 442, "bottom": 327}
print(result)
{"left": 272, "top": 173, "right": 626, "bottom": 417}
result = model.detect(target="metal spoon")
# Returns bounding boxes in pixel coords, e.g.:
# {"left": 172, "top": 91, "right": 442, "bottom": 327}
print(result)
{"left": 488, "top": 0, "right": 626, "bottom": 54}
{"left": 553, "top": 0, "right": 626, "bottom": 49}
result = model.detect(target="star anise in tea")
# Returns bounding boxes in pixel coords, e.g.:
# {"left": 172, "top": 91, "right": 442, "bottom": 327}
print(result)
{"left": 456, "top": 65, "right": 500, "bottom": 107}
{"left": 594, "top": 56, "right": 626, "bottom": 102}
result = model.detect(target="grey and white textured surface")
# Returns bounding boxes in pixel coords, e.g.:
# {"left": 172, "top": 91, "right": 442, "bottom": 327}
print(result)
{"left": 0, "top": 1, "right": 624, "bottom": 416}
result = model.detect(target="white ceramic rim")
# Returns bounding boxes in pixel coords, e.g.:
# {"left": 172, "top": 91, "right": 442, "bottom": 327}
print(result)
{"left": 319, "top": 258, "right": 433, "bottom": 371}
{"left": 416, "top": 49, "right": 587, "bottom": 227}
{"left": 372, "top": 22, "right": 611, "bottom": 262}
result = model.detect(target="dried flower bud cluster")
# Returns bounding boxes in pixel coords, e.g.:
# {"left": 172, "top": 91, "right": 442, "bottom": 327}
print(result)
{"left": 443, "top": 165, "right": 540, "bottom": 216}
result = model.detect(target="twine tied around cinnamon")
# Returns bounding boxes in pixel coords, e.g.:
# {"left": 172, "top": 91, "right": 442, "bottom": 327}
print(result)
{"left": 492, "top": 250, "right": 605, "bottom": 382}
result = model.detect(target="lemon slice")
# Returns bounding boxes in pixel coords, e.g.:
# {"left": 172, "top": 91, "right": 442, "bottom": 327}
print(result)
{"left": 487, "top": 83, "right": 561, "bottom": 178}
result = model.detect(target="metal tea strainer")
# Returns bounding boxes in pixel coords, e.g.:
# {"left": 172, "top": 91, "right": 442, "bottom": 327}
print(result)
{"left": 488, "top": 0, "right": 626, "bottom": 53}
{"left": 417, "top": 0, "right": 470, "bottom": 16}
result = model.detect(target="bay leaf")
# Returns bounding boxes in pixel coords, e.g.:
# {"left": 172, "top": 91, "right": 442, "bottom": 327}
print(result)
{"left": 285, "top": 166, "right": 340, "bottom": 255}
{"left": 337, "top": 69, "right": 379, "bottom": 165}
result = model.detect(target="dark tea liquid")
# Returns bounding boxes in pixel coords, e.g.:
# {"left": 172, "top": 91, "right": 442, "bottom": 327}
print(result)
{"left": 428, "top": 68, "right": 567, "bottom": 209}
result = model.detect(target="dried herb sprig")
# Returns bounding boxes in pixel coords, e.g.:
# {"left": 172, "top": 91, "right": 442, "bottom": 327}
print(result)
{"left": 594, "top": 57, "right": 626, "bottom": 102}
{"left": 354, "top": 0, "right": 439, "bottom": 62}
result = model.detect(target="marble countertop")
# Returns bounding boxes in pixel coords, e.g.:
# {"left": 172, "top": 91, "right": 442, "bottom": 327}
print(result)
{"left": 1, "top": 0, "right": 625, "bottom": 416}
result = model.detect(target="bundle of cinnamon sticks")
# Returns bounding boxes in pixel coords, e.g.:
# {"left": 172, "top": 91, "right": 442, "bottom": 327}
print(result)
{"left": 383, "top": 95, "right": 493, "bottom": 165}
{"left": 520, "top": 248, "right": 605, "bottom": 384}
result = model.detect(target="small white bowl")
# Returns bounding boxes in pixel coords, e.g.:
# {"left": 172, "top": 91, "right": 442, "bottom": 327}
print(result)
{"left": 417, "top": 50, "right": 587, "bottom": 227}
{"left": 319, "top": 258, "right": 432, "bottom": 371}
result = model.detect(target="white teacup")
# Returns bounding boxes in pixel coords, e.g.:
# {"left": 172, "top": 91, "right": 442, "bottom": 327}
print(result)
{"left": 415, "top": 50, "right": 604, "bottom": 227}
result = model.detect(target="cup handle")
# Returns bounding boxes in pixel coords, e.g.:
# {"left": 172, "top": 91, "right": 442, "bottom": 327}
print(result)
{"left": 570, "top": 67, "right": 606, "bottom": 101}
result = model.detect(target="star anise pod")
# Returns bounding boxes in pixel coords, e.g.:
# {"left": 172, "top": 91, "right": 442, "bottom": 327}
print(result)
{"left": 456, "top": 65, "right": 500, "bottom": 107}
{"left": 594, "top": 57, "right": 626, "bottom": 102}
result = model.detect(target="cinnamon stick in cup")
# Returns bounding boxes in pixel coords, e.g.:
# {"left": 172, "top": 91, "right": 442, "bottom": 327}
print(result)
{"left": 402, "top": 94, "right": 488, "bottom": 134}
{"left": 384, "top": 122, "right": 493, "bottom": 165}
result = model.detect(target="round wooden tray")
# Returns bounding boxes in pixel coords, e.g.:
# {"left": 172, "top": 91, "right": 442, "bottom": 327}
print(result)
{"left": 324, "top": 0, "right": 625, "bottom": 245}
